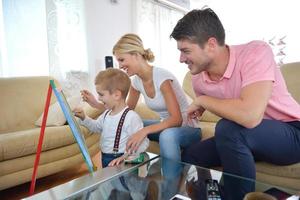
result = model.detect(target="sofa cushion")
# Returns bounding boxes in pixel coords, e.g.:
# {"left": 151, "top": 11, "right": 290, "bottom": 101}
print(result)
{"left": 280, "top": 62, "right": 300, "bottom": 104}
{"left": 35, "top": 95, "right": 81, "bottom": 127}
{"left": 256, "top": 162, "right": 300, "bottom": 179}
{"left": 0, "top": 134, "right": 99, "bottom": 176}
{"left": 0, "top": 125, "right": 91, "bottom": 161}
{"left": 198, "top": 121, "right": 216, "bottom": 140}
{"left": 0, "top": 77, "right": 58, "bottom": 134}
{"left": 134, "top": 103, "right": 160, "bottom": 120}
{"left": 199, "top": 111, "right": 221, "bottom": 123}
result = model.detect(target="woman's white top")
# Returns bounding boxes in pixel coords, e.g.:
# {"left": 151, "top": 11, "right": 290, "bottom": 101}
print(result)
{"left": 132, "top": 67, "right": 197, "bottom": 127}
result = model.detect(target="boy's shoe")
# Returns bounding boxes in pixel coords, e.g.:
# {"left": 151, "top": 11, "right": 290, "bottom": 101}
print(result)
{"left": 145, "top": 180, "right": 159, "bottom": 200}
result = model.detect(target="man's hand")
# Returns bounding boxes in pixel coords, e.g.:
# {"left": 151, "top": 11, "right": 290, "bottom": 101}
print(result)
{"left": 73, "top": 107, "right": 86, "bottom": 120}
{"left": 187, "top": 101, "right": 205, "bottom": 120}
{"left": 126, "top": 129, "right": 148, "bottom": 154}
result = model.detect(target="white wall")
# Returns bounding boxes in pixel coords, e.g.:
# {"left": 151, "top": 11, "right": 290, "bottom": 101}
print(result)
{"left": 190, "top": 0, "right": 300, "bottom": 63}
{"left": 84, "top": 0, "right": 134, "bottom": 80}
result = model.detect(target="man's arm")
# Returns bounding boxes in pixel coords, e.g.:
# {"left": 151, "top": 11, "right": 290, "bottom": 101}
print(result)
{"left": 193, "top": 80, "right": 273, "bottom": 128}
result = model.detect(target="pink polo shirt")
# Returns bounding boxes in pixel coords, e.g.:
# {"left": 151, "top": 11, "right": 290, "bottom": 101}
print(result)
{"left": 192, "top": 40, "right": 300, "bottom": 122}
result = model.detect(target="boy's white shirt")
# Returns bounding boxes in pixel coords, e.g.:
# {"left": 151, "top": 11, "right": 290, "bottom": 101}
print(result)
{"left": 79, "top": 107, "right": 149, "bottom": 154}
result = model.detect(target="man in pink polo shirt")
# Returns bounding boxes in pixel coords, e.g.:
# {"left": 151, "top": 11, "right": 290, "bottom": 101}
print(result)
{"left": 171, "top": 8, "right": 300, "bottom": 199}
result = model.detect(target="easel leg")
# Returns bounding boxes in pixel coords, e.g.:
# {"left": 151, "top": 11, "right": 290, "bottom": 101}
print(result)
{"left": 29, "top": 83, "right": 52, "bottom": 195}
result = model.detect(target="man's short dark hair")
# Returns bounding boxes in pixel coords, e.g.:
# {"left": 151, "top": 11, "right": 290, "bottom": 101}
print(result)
{"left": 170, "top": 8, "right": 225, "bottom": 47}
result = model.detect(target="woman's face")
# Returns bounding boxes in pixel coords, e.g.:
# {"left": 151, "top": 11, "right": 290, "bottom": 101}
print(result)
{"left": 115, "top": 52, "right": 139, "bottom": 77}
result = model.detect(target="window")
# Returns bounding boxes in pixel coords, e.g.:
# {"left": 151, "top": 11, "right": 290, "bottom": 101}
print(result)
{"left": 0, "top": 0, "right": 88, "bottom": 80}
{"left": 134, "top": 0, "right": 189, "bottom": 83}
{"left": 0, "top": 0, "right": 48, "bottom": 77}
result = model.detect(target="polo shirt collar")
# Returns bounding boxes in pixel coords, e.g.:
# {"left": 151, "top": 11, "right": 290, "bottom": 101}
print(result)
{"left": 202, "top": 45, "right": 236, "bottom": 82}
{"left": 224, "top": 45, "right": 236, "bottom": 79}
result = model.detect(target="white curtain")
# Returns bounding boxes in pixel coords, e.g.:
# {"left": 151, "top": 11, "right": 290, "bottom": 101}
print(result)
{"left": 0, "top": 0, "right": 4, "bottom": 76}
{"left": 0, "top": 0, "right": 89, "bottom": 96}
{"left": 0, "top": 0, "right": 49, "bottom": 77}
{"left": 134, "top": 0, "right": 189, "bottom": 83}
{"left": 46, "top": 0, "right": 89, "bottom": 96}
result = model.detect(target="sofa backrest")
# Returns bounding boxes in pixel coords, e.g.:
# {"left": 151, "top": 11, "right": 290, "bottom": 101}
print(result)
{"left": 280, "top": 62, "right": 300, "bottom": 104}
{"left": 0, "top": 76, "right": 58, "bottom": 134}
{"left": 182, "top": 62, "right": 300, "bottom": 122}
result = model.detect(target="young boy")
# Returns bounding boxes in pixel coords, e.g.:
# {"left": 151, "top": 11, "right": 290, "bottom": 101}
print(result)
{"left": 74, "top": 68, "right": 149, "bottom": 168}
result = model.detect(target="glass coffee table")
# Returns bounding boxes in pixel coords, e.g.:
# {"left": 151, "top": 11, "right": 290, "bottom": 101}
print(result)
{"left": 25, "top": 152, "right": 299, "bottom": 200}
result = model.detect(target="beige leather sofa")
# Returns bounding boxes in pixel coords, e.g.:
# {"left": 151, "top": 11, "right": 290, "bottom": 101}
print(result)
{"left": 0, "top": 76, "right": 102, "bottom": 190}
{"left": 136, "top": 62, "right": 300, "bottom": 190}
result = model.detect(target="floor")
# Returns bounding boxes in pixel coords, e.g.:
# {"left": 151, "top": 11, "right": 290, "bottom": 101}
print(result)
{"left": 0, "top": 152, "right": 101, "bottom": 200}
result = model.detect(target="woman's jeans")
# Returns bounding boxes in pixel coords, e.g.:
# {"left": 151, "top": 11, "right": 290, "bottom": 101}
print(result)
{"left": 182, "top": 119, "right": 300, "bottom": 200}
{"left": 143, "top": 120, "right": 201, "bottom": 179}
{"left": 144, "top": 120, "right": 201, "bottom": 199}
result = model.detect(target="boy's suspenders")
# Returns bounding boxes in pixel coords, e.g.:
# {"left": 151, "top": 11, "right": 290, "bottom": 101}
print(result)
{"left": 113, "top": 108, "right": 130, "bottom": 153}
{"left": 103, "top": 108, "right": 131, "bottom": 154}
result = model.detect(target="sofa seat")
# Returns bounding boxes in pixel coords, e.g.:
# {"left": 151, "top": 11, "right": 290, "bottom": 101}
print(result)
{"left": 256, "top": 162, "right": 300, "bottom": 179}
{"left": 0, "top": 126, "right": 90, "bottom": 161}
{"left": 0, "top": 76, "right": 102, "bottom": 190}
{"left": 0, "top": 133, "right": 99, "bottom": 176}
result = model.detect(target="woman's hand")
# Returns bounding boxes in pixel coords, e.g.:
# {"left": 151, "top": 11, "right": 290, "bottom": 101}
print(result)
{"left": 126, "top": 129, "right": 148, "bottom": 153}
{"left": 73, "top": 107, "right": 85, "bottom": 120}
{"left": 108, "top": 155, "right": 126, "bottom": 167}
{"left": 80, "top": 90, "right": 100, "bottom": 109}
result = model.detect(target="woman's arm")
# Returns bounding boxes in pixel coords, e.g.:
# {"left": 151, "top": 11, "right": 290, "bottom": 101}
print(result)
{"left": 139, "top": 79, "right": 182, "bottom": 134}
{"left": 126, "top": 86, "right": 140, "bottom": 110}
{"left": 126, "top": 80, "right": 182, "bottom": 152}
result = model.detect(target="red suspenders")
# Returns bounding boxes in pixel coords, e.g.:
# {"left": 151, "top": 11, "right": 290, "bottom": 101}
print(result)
{"left": 104, "top": 108, "right": 130, "bottom": 154}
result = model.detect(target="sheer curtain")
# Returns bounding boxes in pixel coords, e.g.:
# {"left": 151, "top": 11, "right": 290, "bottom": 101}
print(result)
{"left": 0, "top": 0, "right": 4, "bottom": 76}
{"left": 134, "top": 0, "right": 189, "bottom": 83}
{"left": 0, "top": 0, "right": 49, "bottom": 77}
{"left": 46, "top": 0, "right": 89, "bottom": 96}
{"left": 0, "top": 0, "right": 89, "bottom": 96}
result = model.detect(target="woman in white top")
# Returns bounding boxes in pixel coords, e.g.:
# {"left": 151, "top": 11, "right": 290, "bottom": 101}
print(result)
{"left": 82, "top": 34, "right": 201, "bottom": 183}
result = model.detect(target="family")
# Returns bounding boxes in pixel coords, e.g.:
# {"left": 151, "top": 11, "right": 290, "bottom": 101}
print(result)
{"left": 74, "top": 8, "right": 300, "bottom": 200}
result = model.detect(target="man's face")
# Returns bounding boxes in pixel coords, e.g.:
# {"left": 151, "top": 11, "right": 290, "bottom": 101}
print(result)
{"left": 177, "top": 39, "right": 211, "bottom": 75}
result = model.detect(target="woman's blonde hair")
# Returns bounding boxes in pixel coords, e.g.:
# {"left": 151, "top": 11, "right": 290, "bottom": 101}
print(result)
{"left": 94, "top": 68, "right": 130, "bottom": 99}
{"left": 112, "top": 33, "right": 155, "bottom": 62}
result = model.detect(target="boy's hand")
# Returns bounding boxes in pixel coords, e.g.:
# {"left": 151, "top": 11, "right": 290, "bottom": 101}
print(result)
{"left": 73, "top": 107, "right": 86, "bottom": 120}
{"left": 108, "top": 155, "right": 126, "bottom": 167}
{"left": 81, "top": 90, "right": 99, "bottom": 108}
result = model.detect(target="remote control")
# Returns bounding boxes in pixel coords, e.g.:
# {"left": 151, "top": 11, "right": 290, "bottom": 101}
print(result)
{"left": 206, "top": 179, "right": 222, "bottom": 200}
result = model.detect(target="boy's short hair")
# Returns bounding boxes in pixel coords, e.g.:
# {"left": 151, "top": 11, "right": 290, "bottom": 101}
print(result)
{"left": 94, "top": 68, "right": 130, "bottom": 99}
